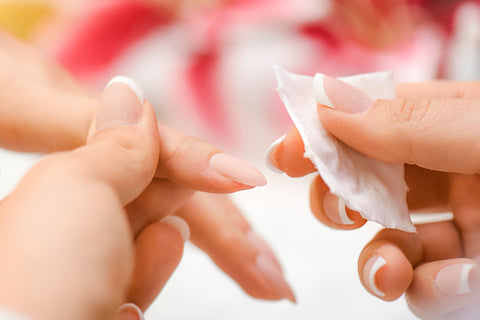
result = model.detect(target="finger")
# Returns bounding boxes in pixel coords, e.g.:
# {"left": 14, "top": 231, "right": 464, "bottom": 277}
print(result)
{"left": 126, "top": 179, "right": 194, "bottom": 236}
{"left": 358, "top": 222, "right": 463, "bottom": 301}
{"left": 450, "top": 174, "right": 480, "bottom": 258}
{"left": 175, "top": 192, "right": 296, "bottom": 302}
{"left": 266, "top": 81, "right": 480, "bottom": 177}
{"left": 0, "top": 31, "right": 95, "bottom": 152}
{"left": 406, "top": 259, "right": 480, "bottom": 320}
{"left": 308, "top": 167, "right": 450, "bottom": 230}
{"left": 78, "top": 76, "right": 159, "bottom": 203}
{"left": 265, "top": 126, "right": 316, "bottom": 177}
{"left": 318, "top": 90, "right": 480, "bottom": 174}
{"left": 309, "top": 175, "right": 367, "bottom": 230}
{"left": 155, "top": 124, "right": 266, "bottom": 193}
{"left": 127, "top": 217, "right": 188, "bottom": 311}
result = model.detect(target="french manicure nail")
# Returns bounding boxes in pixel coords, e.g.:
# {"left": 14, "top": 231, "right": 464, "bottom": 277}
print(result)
{"left": 95, "top": 76, "right": 144, "bottom": 133}
{"left": 256, "top": 253, "right": 297, "bottom": 303}
{"left": 161, "top": 216, "right": 190, "bottom": 243}
{"left": 265, "top": 135, "right": 286, "bottom": 174}
{"left": 116, "top": 303, "right": 144, "bottom": 320}
{"left": 209, "top": 153, "right": 267, "bottom": 187}
{"left": 314, "top": 74, "right": 373, "bottom": 114}
{"left": 323, "top": 191, "right": 354, "bottom": 225}
{"left": 435, "top": 263, "right": 475, "bottom": 296}
{"left": 363, "top": 255, "right": 387, "bottom": 297}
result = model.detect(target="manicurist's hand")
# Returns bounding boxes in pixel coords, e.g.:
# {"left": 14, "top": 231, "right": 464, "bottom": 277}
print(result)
{"left": 268, "top": 80, "right": 480, "bottom": 319}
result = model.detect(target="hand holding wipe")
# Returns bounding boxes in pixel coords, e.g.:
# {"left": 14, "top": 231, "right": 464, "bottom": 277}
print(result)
{"left": 273, "top": 66, "right": 414, "bottom": 232}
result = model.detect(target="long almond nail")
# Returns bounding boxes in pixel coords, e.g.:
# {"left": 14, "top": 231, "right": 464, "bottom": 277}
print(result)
{"left": 314, "top": 74, "right": 373, "bottom": 114}
{"left": 116, "top": 303, "right": 144, "bottom": 320}
{"left": 435, "top": 263, "right": 475, "bottom": 296}
{"left": 256, "top": 253, "right": 296, "bottom": 303}
{"left": 265, "top": 135, "right": 286, "bottom": 174}
{"left": 323, "top": 191, "right": 354, "bottom": 225}
{"left": 96, "top": 76, "right": 144, "bottom": 133}
{"left": 161, "top": 216, "right": 190, "bottom": 243}
{"left": 363, "top": 255, "right": 387, "bottom": 297}
{"left": 209, "top": 153, "right": 267, "bottom": 187}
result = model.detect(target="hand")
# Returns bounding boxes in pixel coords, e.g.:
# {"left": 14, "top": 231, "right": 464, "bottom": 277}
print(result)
{"left": 0, "top": 29, "right": 294, "bottom": 314}
{"left": 269, "top": 80, "right": 480, "bottom": 319}
{"left": 0, "top": 78, "right": 167, "bottom": 319}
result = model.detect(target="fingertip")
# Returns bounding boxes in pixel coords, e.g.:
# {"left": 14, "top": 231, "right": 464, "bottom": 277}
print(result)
{"left": 309, "top": 176, "right": 366, "bottom": 230}
{"left": 406, "top": 259, "right": 480, "bottom": 319}
{"left": 273, "top": 127, "right": 317, "bottom": 178}
{"left": 209, "top": 153, "right": 267, "bottom": 187}
{"left": 160, "top": 215, "right": 190, "bottom": 243}
{"left": 360, "top": 243, "right": 413, "bottom": 301}
{"left": 116, "top": 303, "right": 144, "bottom": 320}
{"left": 265, "top": 135, "right": 286, "bottom": 174}
{"left": 106, "top": 76, "right": 144, "bottom": 106}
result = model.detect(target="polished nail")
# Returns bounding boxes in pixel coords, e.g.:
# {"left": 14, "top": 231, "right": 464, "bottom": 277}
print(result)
{"left": 161, "top": 216, "right": 190, "bottom": 243}
{"left": 209, "top": 153, "right": 267, "bottom": 187}
{"left": 363, "top": 255, "right": 386, "bottom": 297}
{"left": 314, "top": 74, "right": 373, "bottom": 114}
{"left": 265, "top": 135, "right": 286, "bottom": 174}
{"left": 323, "top": 191, "right": 354, "bottom": 225}
{"left": 256, "top": 253, "right": 296, "bottom": 303}
{"left": 435, "top": 263, "right": 475, "bottom": 296}
{"left": 96, "top": 76, "right": 144, "bottom": 133}
{"left": 247, "top": 230, "right": 282, "bottom": 270}
{"left": 116, "top": 303, "right": 144, "bottom": 320}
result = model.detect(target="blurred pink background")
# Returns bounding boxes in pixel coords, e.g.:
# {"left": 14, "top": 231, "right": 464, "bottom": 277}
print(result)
{"left": 1, "top": 0, "right": 480, "bottom": 319}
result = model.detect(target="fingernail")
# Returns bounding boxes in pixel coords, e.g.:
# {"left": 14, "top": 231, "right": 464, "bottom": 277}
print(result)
{"left": 96, "top": 76, "right": 144, "bottom": 133}
{"left": 314, "top": 74, "right": 373, "bottom": 114}
{"left": 116, "top": 303, "right": 144, "bottom": 320}
{"left": 435, "top": 263, "right": 475, "bottom": 296}
{"left": 363, "top": 255, "right": 387, "bottom": 297}
{"left": 323, "top": 191, "right": 355, "bottom": 225}
{"left": 247, "top": 230, "right": 282, "bottom": 271}
{"left": 256, "top": 252, "right": 297, "bottom": 303}
{"left": 209, "top": 153, "right": 267, "bottom": 187}
{"left": 265, "top": 135, "right": 286, "bottom": 174}
{"left": 161, "top": 216, "right": 190, "bottom": 243}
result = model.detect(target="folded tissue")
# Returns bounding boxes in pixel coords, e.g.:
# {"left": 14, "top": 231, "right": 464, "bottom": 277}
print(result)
{"left": 272, "top": 66, "right": 415, "bottom": 232}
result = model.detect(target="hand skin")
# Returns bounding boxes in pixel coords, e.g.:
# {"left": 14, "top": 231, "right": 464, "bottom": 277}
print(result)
{"left": 0, "top": 30, "right": 295, "bottom": 318}
{"left": 269, "top": 80, "right": 480, "bottom": 319}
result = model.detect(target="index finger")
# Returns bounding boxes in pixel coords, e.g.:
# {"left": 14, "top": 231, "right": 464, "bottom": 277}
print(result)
{"left": 266, "top": 81, "right": 480, "bottom": 178}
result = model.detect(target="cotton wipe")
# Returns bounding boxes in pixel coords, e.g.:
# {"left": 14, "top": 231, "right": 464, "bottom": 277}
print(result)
{"left": 274, "top": 66, "right": 415, "bottom": 232}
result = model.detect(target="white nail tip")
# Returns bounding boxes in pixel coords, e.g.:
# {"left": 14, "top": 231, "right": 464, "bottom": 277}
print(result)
{"left": 458, "top": 264, "right": 474, "bottom": 294}
{"left": 265, "top": 135, "right": 286, "bottom": 174}
{"left": 161, "top": 216, "right": 190, "bottom": 243}
{"left": 365, "top": 255, "right": 387, "bottom": 297}
{"left": 117, "top": 303, "right": 144, "bottom": 320}
{"left": 338, "top": 197, "right": 355, "bottom": 225}
{"left": 106, "top": 76, "right": 144, "bottom": 106}
{"left": 313, "top": 74, "right": 334, "bottom": 107}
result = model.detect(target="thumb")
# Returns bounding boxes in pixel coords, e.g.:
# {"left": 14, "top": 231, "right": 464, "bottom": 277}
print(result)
{"left": 78, "top": 76, "right": 160, "bottom": 203}
{"left": 317, "top": 77, "right": 480, "bottom": 174}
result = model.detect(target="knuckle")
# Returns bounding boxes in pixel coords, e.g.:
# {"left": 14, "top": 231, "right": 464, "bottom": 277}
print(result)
{"left": 377, "top": 98, "right": 441, "bottom": 164}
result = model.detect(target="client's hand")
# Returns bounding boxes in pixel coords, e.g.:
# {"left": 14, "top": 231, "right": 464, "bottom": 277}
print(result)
{"left": 0, "top": 78, "right": 169, "bottom": 320}
{"left": 0, "top": 30, "right": 294, "bottom": 318}
{"left": 269, "top": 80, "right": 480, "bottom": 319}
